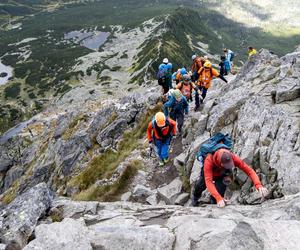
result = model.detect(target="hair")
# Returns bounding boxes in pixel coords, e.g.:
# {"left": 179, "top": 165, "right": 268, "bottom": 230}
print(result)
{"left": 223, "top": 48, "right": 228, "bottom": 52}
{"left": 248, "top": 46, "right": 253, "bottom": 50}
{"left": 221, "top": 55, "right": 226, "bottom": 60}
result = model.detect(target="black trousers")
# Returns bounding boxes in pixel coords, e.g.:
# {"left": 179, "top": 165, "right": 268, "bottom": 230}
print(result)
{"left": 195, "top": 87, "right": 207, "bottom": 108}
{"left": 170, "top": 111, "right": 184, "bottom": 133}
{"left": 193, "top": 168, "right": 226, "bottom": 204}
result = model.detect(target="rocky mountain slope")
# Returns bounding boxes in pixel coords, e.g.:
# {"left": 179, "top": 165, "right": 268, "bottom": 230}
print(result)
{"left": 1, "top": 0, "right": 300, "bottom": 135}
{"left": 0, "top": 47, "right": 299, "bottom": 248}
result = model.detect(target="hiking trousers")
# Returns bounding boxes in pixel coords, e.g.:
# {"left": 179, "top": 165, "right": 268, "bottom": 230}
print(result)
{"left": 154, "top": 137, "right": 171, "bottom": 161}
{"left": 195, "top": 86, "right": 207, "bottom": 108}
{"left": 193, "top": 168, "right": 226, "bottom": 204}
{"left": 191, "top": 71, "right": 199, "bottom": 82}
{"left": 170, "top": 112, "right": 184, "bottom": 133}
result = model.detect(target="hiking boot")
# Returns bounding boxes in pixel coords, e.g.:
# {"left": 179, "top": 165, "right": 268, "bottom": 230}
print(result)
{"left": 163, "top": 158, "right": 169, "bottom": 164}
{"left": 158, "top": 160, "right": 164, "bottom": 167}
{"left": 194, "top": 106, "right": 200, "bottom": 112}
{"left": 191, "top": 198, "right": 199, "bottom": 207}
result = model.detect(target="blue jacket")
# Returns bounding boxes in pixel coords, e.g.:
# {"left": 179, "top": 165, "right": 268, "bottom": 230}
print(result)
{"left": 163, "top": 95, "right": 189, "bottom": 117}
{"left": 224, "top": 59, "right": 231, "bottom": 71}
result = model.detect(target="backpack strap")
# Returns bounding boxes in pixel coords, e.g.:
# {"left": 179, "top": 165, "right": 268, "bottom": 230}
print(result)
{"left": 153, "top": 118, "right": 172, "bottom": 139}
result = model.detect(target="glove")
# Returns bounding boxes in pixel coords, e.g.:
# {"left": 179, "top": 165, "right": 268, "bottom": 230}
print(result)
{"left": 217, "top": 199, "right": 226, "bottom": 208}
{"left": 258, "top": 187, "right": 269, "bottom": 198}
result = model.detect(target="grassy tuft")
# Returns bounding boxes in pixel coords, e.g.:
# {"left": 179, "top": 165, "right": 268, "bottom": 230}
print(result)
{"left": 74, "top": 159, "right": 142, "bottom": 201}
{"left": 1, "top": 180, "right": 20, "bottom": 204}
{"left": 68, "top": 103, "right": 162, "bottom": 199}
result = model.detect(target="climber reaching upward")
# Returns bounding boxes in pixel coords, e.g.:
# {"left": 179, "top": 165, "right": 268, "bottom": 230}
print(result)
{"left": 192, "top": 133, "right": 269, "bottom": 207}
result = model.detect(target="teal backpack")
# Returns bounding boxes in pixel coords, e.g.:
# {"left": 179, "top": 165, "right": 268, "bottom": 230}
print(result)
{"left": 196, "top": 132, "right": 233, "bottom": 163}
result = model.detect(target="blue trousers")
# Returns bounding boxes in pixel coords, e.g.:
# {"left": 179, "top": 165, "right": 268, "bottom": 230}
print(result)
{"left": 154, "top": 137, "right": 171, "bottom": 161}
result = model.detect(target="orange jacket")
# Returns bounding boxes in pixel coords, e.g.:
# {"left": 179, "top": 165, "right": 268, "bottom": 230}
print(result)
{"left": 192, "top": 57, "right": 203, "bottom": 72}
{"left": 204, "top": 151, "right": 262, "bottom": 203}
{"left": 147, "top": 118, "right": 176, "bottom": 142}
{"left": 197, "top": 67, "right": 219, "bottom": 89}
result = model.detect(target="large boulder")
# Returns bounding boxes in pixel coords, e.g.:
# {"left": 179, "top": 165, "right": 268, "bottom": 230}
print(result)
{"left": 157, "top": 178, "right": 183, "bottom": 205}
{"left": 24, "top": 218, "right": 92, "bottom": 250}
{"left": 0, "top": 183, "right": 53, "bottom": 248}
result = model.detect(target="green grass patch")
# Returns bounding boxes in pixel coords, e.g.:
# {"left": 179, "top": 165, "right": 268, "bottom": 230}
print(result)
{"left": 62, "top": 113, "right": 89, "bottom": 140}
{"left": 1, "top": 180, "right": 20, "bottom": 204}
{"left": 74, "top": 159, "right": 142, "bottom": 201}
{"left": 68, "top": 103, "right": 162, "bottom": 197}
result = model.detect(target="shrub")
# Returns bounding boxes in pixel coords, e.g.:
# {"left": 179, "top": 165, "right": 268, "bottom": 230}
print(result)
{"left": 4, "top": 82, "right": 21, "bottom": 99}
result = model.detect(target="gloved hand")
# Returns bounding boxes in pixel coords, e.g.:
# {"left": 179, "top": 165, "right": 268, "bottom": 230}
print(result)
{"left": 258, "top": 187, "right": 269, "bottom": 198}
{"left": 217, "top": 199, "right": 229, "bottom": 208}
{"left": 217, "top": 199, "right": 226, "bottom": 208}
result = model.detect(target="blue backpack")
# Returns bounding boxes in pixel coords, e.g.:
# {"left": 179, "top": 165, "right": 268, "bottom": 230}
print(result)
{"left": 229, "top": 51, "right": 235, "bottom": 61}
{"left": 157, "top": 68, "right": 166, "bottom": 80}
{"left": 196, "top": 132, "right": 233, "bottom": 163}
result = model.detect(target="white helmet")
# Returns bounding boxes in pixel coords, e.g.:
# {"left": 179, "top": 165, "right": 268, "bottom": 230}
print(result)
{"left": 163, "top": 58, "right": 169, "bottom": 64}
{"left": 192, "top": 55, "right": 197, "bottom": 60}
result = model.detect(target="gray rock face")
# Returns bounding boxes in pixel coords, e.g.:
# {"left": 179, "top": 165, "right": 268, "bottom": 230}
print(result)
{"left": 24, "top": 218, "right": 92, "bottom": 250}
{"left": 157, "top": 178, "right": 183, "bottom": 205}
{"left": 21, "top": 195, "right": 300, "bottom": 249}
{"left": 275, "top": 79, "right": 300, "bottom": 103}
{"left": 0, "top": 158, "right": 12, "bottom": 172}
{"left": 132, "top": 184, "right": 154, "bottom": 203}
{"left": 96, "top": 118, "right": 128, "bottom": 148}
{"left": 0, "top": 183, "right": 53, "bottom": 248}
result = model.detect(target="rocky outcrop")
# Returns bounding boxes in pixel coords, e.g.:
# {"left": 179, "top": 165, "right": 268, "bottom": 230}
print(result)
{"left": 22, "top": 194, "right": 300, "bottom": 250}
{"left": 0, "top": 183, "right": 53, "bottom": 248}
{"left": 183, "top": 49, "right": 300, "bottom": 201}
{"left": 0, "top": 48, "right": 299, "bottom": 249}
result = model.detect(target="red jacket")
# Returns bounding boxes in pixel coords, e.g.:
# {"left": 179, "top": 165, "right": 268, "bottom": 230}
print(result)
{"left": 204, "top": 151, "right": 262, "bottom": 202}
{"left": 147, "top": 118, "right": 176, "bottom": 142}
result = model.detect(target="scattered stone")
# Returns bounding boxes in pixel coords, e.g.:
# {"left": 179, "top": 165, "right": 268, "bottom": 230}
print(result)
{"left": 23, "top": 218, "right": 91, "bottom": 250}
{"left": 121, "top": 192, "right": 132, "bottom": 202}
{"left": 175, "top": 193, "right": 190, "bottom": 205}
{"left": 0, "top": 183, "right": 53, "bottom": 248}
{"left": 157, "top": 178, "right": 183, "bottom": 205}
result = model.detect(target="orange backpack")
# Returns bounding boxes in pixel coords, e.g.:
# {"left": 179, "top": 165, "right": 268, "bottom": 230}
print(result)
{"left": 178, "top": 83, "right": 193, "bottom": 99}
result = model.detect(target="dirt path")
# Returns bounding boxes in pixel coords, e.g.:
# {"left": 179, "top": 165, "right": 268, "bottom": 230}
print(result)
{"left": 148, "top": 135, "right": 183, "bottom": 189}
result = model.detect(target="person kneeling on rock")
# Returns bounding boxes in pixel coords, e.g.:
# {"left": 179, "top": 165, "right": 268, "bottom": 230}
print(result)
{"left": 147, "top": 112, "right": 177, "bottom": 166}
{"left": 192, "top": 148, "right": 269, "bottom": 207}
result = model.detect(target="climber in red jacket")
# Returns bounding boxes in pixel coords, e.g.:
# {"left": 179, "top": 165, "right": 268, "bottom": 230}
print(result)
{"left": 192, "top": 148, "right": 269, "bottom": 207}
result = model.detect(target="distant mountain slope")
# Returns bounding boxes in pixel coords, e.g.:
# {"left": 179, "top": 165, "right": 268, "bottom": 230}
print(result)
{"left": 0, "top": 0, "right": 299, "bottom": 134}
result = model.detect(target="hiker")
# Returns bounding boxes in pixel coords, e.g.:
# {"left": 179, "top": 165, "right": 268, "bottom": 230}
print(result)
{"left": 163, "top": 89, "right": 189, "bottom": 134}
{"left": 157, "top": 58, "right": 173, "bottom": 94}
{"left": 176, "top": 74, "right": 201, "bottom": 102}
{"left": 194, "top": 61, "right": 228, "bottom": 111}
{"left": 147, "top": 112, "right": 177, "bottom": 166}
{"left": 219, "top": 55, "right": 230, "bottom": 76}
{"left": 172, "top": 68, "right": 181, "bottom": 84}
{"left": 223, "top": 48, "right": 235, "bottom": 73}
{"left": 192, "top": 133, "right": 269, "bottom": 207}
{"left": 175, "top": 67, "right": 187, "bottom": 85}
{"left": 191, "top": 55, "right": 204, "bottom": 82}
{"left": 223, "top": 48, "right": 235, "bottom": 62}
{"left": 248, "top": 46, "right": 257, "bottom": 58}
